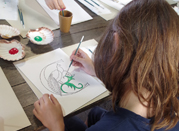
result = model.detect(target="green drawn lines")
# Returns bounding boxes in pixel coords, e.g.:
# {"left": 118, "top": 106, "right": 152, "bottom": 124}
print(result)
{"left": 60, "top": 75, "right": 83, "bottom": 93}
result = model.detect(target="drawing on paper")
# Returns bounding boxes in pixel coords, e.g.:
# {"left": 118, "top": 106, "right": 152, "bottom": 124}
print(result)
{"left": 40, "top": 60, "right": 90, "bottom": 96}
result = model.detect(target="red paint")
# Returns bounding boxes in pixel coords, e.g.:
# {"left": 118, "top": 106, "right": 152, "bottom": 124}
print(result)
{"left": 9, "top": 48, "right": 19, "bottom": 55}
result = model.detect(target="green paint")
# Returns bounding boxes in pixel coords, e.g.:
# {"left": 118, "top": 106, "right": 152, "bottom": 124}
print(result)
{"left": 34, "top": 36, "right": 42, "bottom": 42}
{"left": 60, "top": 75, "right": 83, "bottom": 93}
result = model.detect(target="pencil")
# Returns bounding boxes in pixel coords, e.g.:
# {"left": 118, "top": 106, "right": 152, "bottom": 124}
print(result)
{"left": 90, "top": 0, "right": 104, "bottom": 9}
{"left": 20, "top": 10, "right": 25, "bottom": 28}
{"left": 84, "top": 0, "right": 95, "bottom": 7}
{"left": 66, "top": 36, "right": 84, "bottom": 75}
{"left": 17, "top": 6, "right": 22, "bottom": 24}
{"left": 87, "top": 48, "right": 94, "bottom": 54}
{"left": 62, "top": 8, "right": 64, "bottom": 16}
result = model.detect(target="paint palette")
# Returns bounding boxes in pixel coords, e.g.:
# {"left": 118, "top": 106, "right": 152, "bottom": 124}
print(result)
{"left": 26, "top": 27, "right": 54, "bottom": 45}
{"left": 0, "top": 25, "right": 20, "bottom": 39}
{"left": 0, "top": 39, "right": 25, "bottom": 61}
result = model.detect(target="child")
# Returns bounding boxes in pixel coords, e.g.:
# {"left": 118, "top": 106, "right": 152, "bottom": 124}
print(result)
{"left": 33, "top": 0, "right": 179, "bottom": 130}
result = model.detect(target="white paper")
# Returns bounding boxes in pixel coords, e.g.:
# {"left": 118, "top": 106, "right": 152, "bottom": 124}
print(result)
{"left": 78, "top": 0, "right": 111, "bottom": 15}
{"left": 95, "top": 0, "right": 119, "bottom": 20}
{"left": 0, "top": 67, "right": 31, "bottom": 131}
{"left": 167, "top": 0, "right": 178, "bottom": 4}
{"left": 37, "top": 0, "right": 93, "bottom": 25}
{"left": 119, "top": 0, "right": 132, "bottom": 5}
{"left": 14, "top": 39, "right": 110, "bottom": 114}
{"left": 0, "top": 0, "right": 18, "bottom": 20}
{"left": 100, "top": 0, "right": 124, "bottom": 10}
{"left": 7, "top": 0, "right": 59, "bottom": 38}
{"left": 14, "top": 46, "right": 107, "bottom": 116}
{"left": 80, "top": 45, "right": 97, "bottom": 59}
{"left": 173, "top": 6, "right": 179, "bottom": 15}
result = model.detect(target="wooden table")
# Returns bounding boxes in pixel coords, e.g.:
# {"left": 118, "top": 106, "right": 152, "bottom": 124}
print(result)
{"left": 0, "top": 1, "right": 111, "bottom": 131}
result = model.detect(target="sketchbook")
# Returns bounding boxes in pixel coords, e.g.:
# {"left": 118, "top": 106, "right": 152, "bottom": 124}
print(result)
{"left": 14, "top": 39, "right": 108, "bottom": 116}
{"left": 0, "top": 67, "right": 31, "bottom": 131}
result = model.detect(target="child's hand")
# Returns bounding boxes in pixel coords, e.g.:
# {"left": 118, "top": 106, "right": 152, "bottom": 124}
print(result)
{"left": 70, "top": 49, "right": 96, "bottom": 76}
{"left": 33, "top": 94, "right": 64, "bottom": 131}
{"left": 45, "top": 0, "right": 66, "bottom": 10}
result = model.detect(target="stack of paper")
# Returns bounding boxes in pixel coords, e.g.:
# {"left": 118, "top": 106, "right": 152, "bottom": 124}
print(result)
{"left": 0, "top": 67, "right": 31, "bottom": 131}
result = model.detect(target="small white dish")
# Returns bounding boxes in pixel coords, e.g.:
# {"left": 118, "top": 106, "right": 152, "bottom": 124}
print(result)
{"left": 26, "top": 27, "right": 54, "bottom": 45}
{"left": 0, "top": 39, "right": 25, "bottom": 61}
{"left": 0, "top": 25, "right": 20, "bottom": 39}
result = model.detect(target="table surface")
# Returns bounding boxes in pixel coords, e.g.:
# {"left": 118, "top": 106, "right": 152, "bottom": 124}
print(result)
{"left": 0, "top": 1, "right": 111, "bottom": 131}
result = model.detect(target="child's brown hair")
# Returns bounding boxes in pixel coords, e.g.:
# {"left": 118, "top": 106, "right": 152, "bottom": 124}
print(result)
{"left": 94, "top": 0, "right": 179, "bottom": 130}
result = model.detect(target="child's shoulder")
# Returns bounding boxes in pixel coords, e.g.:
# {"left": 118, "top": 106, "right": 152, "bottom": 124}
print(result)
{"left": 86, "top": 108, "right": 150, "bottom": 131}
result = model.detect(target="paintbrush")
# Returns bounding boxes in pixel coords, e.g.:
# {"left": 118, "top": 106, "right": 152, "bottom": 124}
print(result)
{"left": 62, "top": 8, "right": 64, "bottom": 16}
{"left": 90, "top": 0, "right": 104, "bottom": 9}
{"left": 66, "top": 36, "right": 84, "bottom": 75}
{"left": 20, "top": 10, "right": 25, "bottom": 28}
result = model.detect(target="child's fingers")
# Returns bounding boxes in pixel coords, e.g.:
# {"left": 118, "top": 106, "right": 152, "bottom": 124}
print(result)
{"left": 33, "top": 108, "right": 38, "bottom": 116}
{"left": 50, "top": 94, "right": 59, "bottom": 105}
{"left": 45, "top": 0, "right": 53, "bottom": 9}
{"left": 42, "top": 94, "right": 50, "bottom": 104}
{"left": 57, "top": 0, "right": 66, "bottom": 9}
{"left": 53, "top": 0, "right": 61, "bottom": 10}
{"left": 48, "top": 5, "right": 53, "bottom": 10}
{"left": 34, "top": 100, "right": 40, "bottom": 111}
{"left": 40, "top": 97, "right": 45, "bottom": 105}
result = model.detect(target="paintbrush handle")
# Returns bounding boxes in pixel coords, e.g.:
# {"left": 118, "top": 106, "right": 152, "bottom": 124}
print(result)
{"left": 91, "top": 0, "right": 104, "bottom": 9}
{"left": 17, "top": 6, "right": 22, "bottom": 22}
{"left": 62, "top": 9, "right": 64, "bottom": 16}
{"left": 84, "top": 0, "right": 94, "bottom": 7}
{"left": 67, "top": 36, "right": 84, "bottom": 70}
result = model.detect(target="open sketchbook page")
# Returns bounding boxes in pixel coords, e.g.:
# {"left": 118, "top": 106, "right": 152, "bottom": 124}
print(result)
{"left": 0, "top": 67, "right": 31, "bottom": 131}
{"left": 14, "top": 39, "right": 110, "bottom": 113}
{"left": 37, "top": 0, "right": 93, "bottom": 25}
{"left": 14, "top": 42, "right": 107, "bottom": 116}
{"left": 0, "top": 0, "right": 18, "bottom": 20}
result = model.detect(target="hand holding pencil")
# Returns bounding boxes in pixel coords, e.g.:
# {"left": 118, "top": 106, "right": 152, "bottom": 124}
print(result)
{"left": 70, "top": 48, "right": 96, "bottom": 76}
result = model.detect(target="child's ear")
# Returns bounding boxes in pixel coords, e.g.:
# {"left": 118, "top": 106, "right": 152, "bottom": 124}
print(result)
{"left": 114, "top": 32, "right": 119, "bottom": 50}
